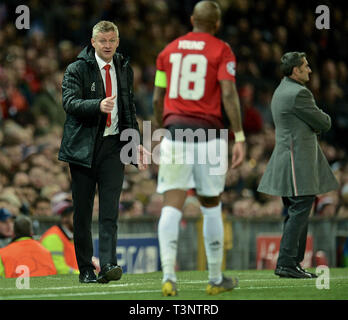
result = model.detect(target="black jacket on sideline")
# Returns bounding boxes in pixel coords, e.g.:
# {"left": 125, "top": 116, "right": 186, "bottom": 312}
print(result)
{"left": 58, "top": 45, "right": 141, "bottom": 168}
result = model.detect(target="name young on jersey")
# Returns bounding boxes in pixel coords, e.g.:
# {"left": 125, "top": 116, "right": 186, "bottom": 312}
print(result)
{"left": 178, "top": 40, "right": 205, "bottom": 50}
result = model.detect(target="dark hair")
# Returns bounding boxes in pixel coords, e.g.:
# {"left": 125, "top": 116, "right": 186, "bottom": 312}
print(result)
{"left": 14, "top": 215, "right": 33, "bottom": 238}
{"left": 33, "top": 196, "right": 50, "bottom": 208}
{"left": 280, "top": 52, "right": 306, "bottom": 76}
{"left": 61, "top": 205, "right": 73, "bottom": 218}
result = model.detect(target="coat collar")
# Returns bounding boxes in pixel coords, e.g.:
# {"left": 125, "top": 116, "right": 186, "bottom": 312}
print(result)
{"left": 77, "top": 45, "right": 128, "bottom": 67}
{"left": 284, "top": 76, "right": 305, "bottom": 87}
{"left": 94, "top": 51, "right": 116, "bottom": 72}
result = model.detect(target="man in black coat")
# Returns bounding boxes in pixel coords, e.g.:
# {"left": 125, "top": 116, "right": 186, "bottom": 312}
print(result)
{"left": 58, "top": 20, "right": 149, "bottom": 283}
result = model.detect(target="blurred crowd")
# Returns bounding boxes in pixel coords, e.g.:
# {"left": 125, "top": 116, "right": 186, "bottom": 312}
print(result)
{"left": 0, "top": 0, "right": 347, "bottom": 242}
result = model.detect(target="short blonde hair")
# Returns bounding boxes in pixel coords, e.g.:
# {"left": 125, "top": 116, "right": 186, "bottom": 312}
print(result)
{"left": 92, "top": 20, "right": 119, "bottom": 39}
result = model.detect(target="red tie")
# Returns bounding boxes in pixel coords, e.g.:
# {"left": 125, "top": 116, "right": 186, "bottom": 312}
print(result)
{"left": 104, "top": 64, "right": 112, "bottom": 127}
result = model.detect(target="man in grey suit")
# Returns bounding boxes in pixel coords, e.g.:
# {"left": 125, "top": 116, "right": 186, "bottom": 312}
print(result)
{"left": 258, "top": 52, "right": 339, "bottom": 278}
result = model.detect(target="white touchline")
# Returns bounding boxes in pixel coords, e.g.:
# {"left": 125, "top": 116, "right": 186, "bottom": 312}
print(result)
{"left": 0, "top": 289, "right": 160, "bottom": 300}
{"left": 3, "top": 280, "right": 347, "bottom": 300}
{"left": 1, "top": 276, "right": 346, "bottom": 292}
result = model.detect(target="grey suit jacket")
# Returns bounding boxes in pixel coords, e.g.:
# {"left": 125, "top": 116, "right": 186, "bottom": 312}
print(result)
{"left": 257, "top": 77, "right": 339, "bottom": 197}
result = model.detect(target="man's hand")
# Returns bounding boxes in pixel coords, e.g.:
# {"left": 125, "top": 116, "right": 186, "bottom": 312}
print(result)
{"left": 231, "top": 141, "right": 245, "bottom": 169}
{"left": 100, "top": 95, "right": 116, "bottom": 113}
{"left": 92, "top": 256, "right": 100, "bottom": 273}
{"left": 137, "top": 145, "right": 152, "bottom": 170}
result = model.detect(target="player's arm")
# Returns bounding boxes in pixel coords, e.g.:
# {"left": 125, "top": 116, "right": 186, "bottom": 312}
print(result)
{"left": 153, "top": 70, "right": 167, "bottom": 128}
{"left": 220, "top": 79, "right": 245, "bottom": 168}
{"left": 293, "top": 88, "right": 331, "bottom": 133}
{"left": 220, "top": 80, "right": 243, "bottom": 136}
{"left": 62, "top": 62, "right": 102, "bottom": 117}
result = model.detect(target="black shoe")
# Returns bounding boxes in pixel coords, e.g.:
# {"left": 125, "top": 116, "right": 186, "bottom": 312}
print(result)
{"left": 275, "top": 265, "right": 312, "bottom": 278}
{"left": 79, "top": 269, "right": 97, "bottom": 283}
{"left": 97, "top": 264, "right": 122, "bottom": 284}
{"left": 297, "top": 264, "right": 318, "bottom": 278}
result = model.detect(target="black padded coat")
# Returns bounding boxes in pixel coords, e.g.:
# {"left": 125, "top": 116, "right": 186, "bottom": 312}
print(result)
{"left": 58, "top": 45, "right": 140, "bottom": 168}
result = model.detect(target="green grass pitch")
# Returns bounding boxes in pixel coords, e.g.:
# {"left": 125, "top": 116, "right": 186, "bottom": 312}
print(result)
{"left": 1, "top": 268, "right": 347, "bottom": 300}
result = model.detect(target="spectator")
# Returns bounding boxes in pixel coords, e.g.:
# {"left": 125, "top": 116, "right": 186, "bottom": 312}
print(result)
{"left": 40, "top": 183, "right": 60, "bottom": 197}
{"left": 15, "top": 183, "right": 38, "bottom": 215}
{"left": 183, "top": 196, "right": 201, "bottom": 218}
{"left": 54, "top": 172, "right": 71, "bottom": 193}
{"left": 314, "top": 192, "right": 339, "bottom": 217}
{"left": 31, "top": 72, "right": 66, "bottom": 127}
{"left": 255, "top": 84, "right": 274, "bottom": 127}
{"left": 0, "top": 190, "right": 22, "bottom": 216}
{"left": 28, "top": 166, "right": 47, "bottom": 191}
{"left": 12, "top": 171, "right": 30, "bottom": 188}
{"left": 0, "top": 0, "right": 346, "bottom": 221}
{"left": 239, "top": 83, "right": 263, "bottom": 134}
{"left": 337, "top": 61, "right": 348, "bottom": 98}
{"left": 0, "top": 67, "right": 29, "bottom": 119}
{"left": 32, "top": 196, "right": 52, "bottom": 217}
{"left": 337, "top": 182, "right": 348, "bottom": 218}
{"left": 120, "top": 200, "right": 144, "bottom": 218}
{"left": 145, "top": 193, "right": 164, "bottom": 217}
{"left": 0, "top": 215, "right": 56, "bottom": 278}
{"left": 0, "top": 208, "right": 14, "bottom": 248}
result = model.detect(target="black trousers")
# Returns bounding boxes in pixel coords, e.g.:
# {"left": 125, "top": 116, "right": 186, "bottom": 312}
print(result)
{"left": 277, "top": 195, "right": 316, "bottom": 268}
{"left": 69, "top": 134, "right": 124, "bottom": 272}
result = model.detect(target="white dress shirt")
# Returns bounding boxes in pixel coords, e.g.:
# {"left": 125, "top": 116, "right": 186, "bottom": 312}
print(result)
{"left": 95, "top": 52, "right": 119, "bottom": 136}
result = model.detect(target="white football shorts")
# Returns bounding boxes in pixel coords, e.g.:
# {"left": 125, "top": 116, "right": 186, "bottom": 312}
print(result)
{"left": 156, "top": 136, "right": 228, "bottom": 196}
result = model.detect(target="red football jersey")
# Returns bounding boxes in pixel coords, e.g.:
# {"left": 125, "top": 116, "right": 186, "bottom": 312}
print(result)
{"left": 156, "top": 32, "right": 236, "bottom": 129}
